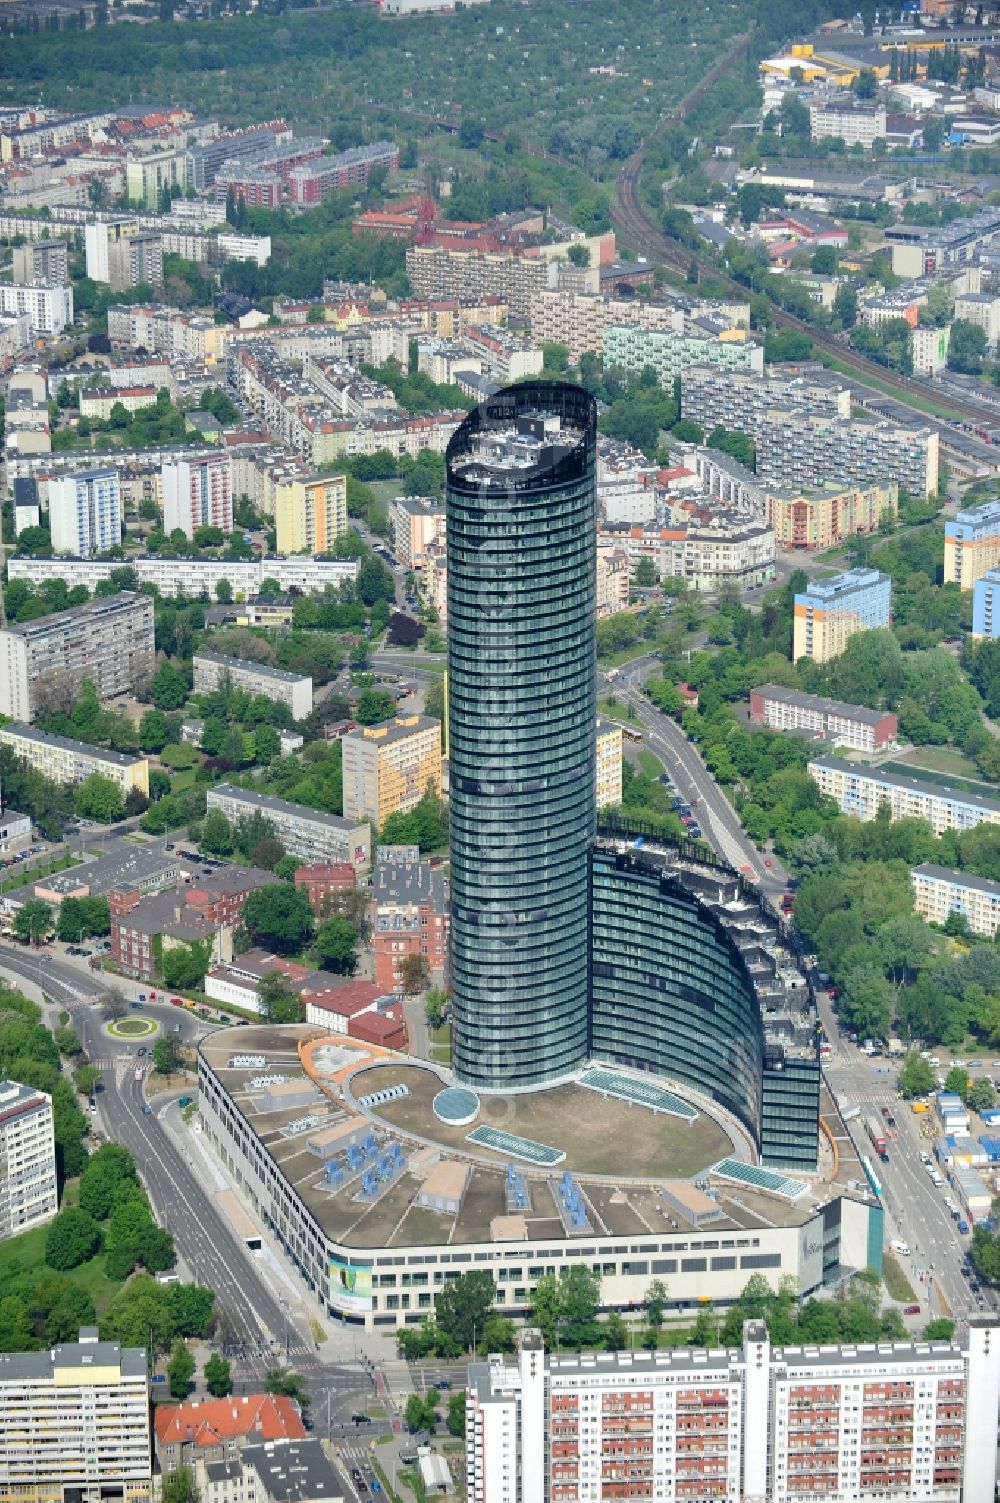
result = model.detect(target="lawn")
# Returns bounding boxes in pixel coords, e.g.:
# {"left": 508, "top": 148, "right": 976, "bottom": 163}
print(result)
{"left": 170, "top": 769, "right": 197, "bottom": 792}
{"left": 882, "top": 1253, "right": 916, "bottom": 1305}
{"left": 429, "top": 1022, "right": 451, "bottom": 1066}
{"left": 893, "top": 747, "right": 984, "bottom": 783}
{"left": 0, "top": 1217, "right": 122, "bottom": 1316}
{"left": 0, "top": 853, "right": 76, "bottom": 892}
{"left": 637, "top": 747, "right": 665, "bottom": 779}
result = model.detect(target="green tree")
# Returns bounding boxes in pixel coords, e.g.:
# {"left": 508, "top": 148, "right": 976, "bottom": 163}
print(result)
{"left": 162, "top": 1469, "right": 201, "bottom": 1503}
{"left": 153, "top": 1036, "right": 183, "bottom": 1075}
{"left": 256, "top": 971, "right": 305, "bottom": 1025}
{"left": 948, "top": 318, "right": 987, "bottom": 375}
{"left": 557, "top": 1265, "right": 601, "bottom": 1350}
{"left": 313, "top": 916, "right": 358, "bottom": 973}
{"left": 167, "top": 1339, "right": 195, "bottom": 1399}
{"left": 434, "top": 1270, "right": 496, "bottom": 1350}
{"left": 168, "top": 1283, "right": 216, "bottom": 1338}
{"left": 161, "top": 939, "right": 212, "bottom": 991}
{"left": 14, "top": 900, "right": 52, "bottom": 946}
{"left": 45, "top": 1208, "right": 102, "bottom": 1270}
{"left": 446, "top": 1391, "right": 466, "bottom": 1436}
{"left": 425, "top": 988, "right": 448, "bottom": 1028}
{"left": 923, "top": 1317, "right": 956, "bottom": 1340}
{"left": 944, "top": 1066, "right": 971, "bottom": 1102}
{"left": 74, "top": 773, "right": 125, "bottom": 823}
{"left": 149, "top": 662, "right": 189, "bottom": 711}
{"left": 634, "top": 557, "right": 658, "bottom": 588}
{"left": 899, "top": 1052, "right": 934, "bottom": 1099}
{"left": 240, "top": 885, "right": 314, "bottom": 954}
{"left": 405, "top": 1391, "right": 439, "bottom": 1432}
{"left": 969, "top": 1077, "right": 996, "bottom": 1114}
{"left": 264, "top": 1368, "right": 311, "bottom": 1406}
{"left": 203, "top": 1352, "right": 232, "bottom": 1397}
{"left": 138, "top": 710, "right": 172, "bottom": 753}
{"left": 603, "top": 1311, "right": 628, "bottom": 1351}
{"left": 80, "top": 1143, "right": 137, "bottom": 1219}
{"left": 199, "top": 808, "right": 235, "bottom": 857}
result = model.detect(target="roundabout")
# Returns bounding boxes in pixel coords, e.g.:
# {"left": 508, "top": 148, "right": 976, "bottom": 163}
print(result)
{"left": 106, "top": 1014, "right": 158, "bottom": 1039}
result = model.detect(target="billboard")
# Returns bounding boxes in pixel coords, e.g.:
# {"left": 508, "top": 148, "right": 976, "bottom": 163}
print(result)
{"left": 329, "top": 1254, "right": 373, "bottom": 1315}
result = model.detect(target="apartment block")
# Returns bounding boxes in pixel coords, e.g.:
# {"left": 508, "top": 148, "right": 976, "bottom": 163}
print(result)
{"left": 388, "top": 494, "right": 446, "bottom": 567}
{"left": 793, "top": 568, "right": 891, "bottom": 664}
{"left": 0, "top": 1328, "right": 152, "bottom": 1503}
{"left": 809, "top": 99, "right": 888, "bottom": 146}
{"left": 750, "top": 684, "right": 898, "bottom": 753}
{"left": 595, "top": 718, "right": 623, "bottom": 809}
{"left": 0, "top": 724, "right": 149, "bottom": 799}
{"left": 162, "top": 451, "right": 233, "bottom": 540}
{"left": 85, "top": 221, "right": 162, "bottom": 292}
{"left": 912, "top": 862, "right": 1000, "bottom": 936}
{"left": 972, "top": 566, "right": 1000, "bottom": 637}
{"left": 764, "top": 480, "right": 898, "bottom": 550}
{"left": 294, "top": 862, "right": 356, "bottom": 914}
{"left": 406, "top": 244, "right": 549, "bottom": 319}
{"left": 342, "top": 714, "right": 442, "bottom": 826}
{"left": 0, "top": 1080, "right": 57, "bottom": 1240}
{"left": 808, "top": 756, "right": 1000, "bottom": 836}
{"left": 7, "top": 554, "right": 359, "bottom": 601}
{"left": 47, "top": 468, "right": 121, "bottom": 558}
{"left": 371, "top": 844, "right": 448, "bottom": 991}
{"left": 468, "top": 1321, "right": 1000, "bottom": 1503}
{"left": 0, "top": 592, "right": 154, "bottom": 722}
{"left": 954, "top": 291, "right": 1000, "bottom": 346}
{"left": 287, "top": 141, "right": 399, "bottom": 205}
{"left": 273, "top": 472, "right": 348, "bottom": 556}
{"left": 207, "top": 784, "right": 371, "bottom": 867}
{"left": 0, "top": 281, "right": 72, "bottom": 336}
{"left": 125, "top": 145, "right": 187, "bottom": 209}
{"left": 681, "top": 365, "right": 939, "bottom": 498}
{"left": 596, "top": 548, "right": 630, "bottom": 617}
{"left": 11, "top": 238, "right": 68, "bottom": 286}
{"left": 945, "top": 501, "right": 1000, "bottom": 589}
{"left": 193, "top": 651, "right": 312, "bottom": 720}
{"left": 530, "top": 289, "right": 674, "bottom": 361}
{"left": 912, "top": 323, "right": 951, "bottom": 375}
{"left": 464, "top": 323, "right": 543, "bottom": 383}
{"left": 603, "top": 323, "right": 762, "bottom": 387}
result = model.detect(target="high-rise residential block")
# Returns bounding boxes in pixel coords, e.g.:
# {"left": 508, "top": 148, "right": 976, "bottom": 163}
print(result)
{"left": 446, "top": 383, "right": 597, "bottom": 1089}
{"left": 762, "top": 479, "right": 898, "bottom": 550}
{"left": 387, "top": 494, "right": 446, "bottom": 566}
{"left": 11, "top": 238, "right": 68, "bottom": 286}
{"left": 0, "top": 724, "right": 149, "bottom": 799}
{"left": 808, "top": 756, "right": 1000, "bottom": 836}
{"left": 47, "top": 468, "right": 121, "bottom": 558}
{"left": 682, "top": 364, "right": 939, "bottom": 498}
{"left": 192, "top": 651, "right": 312, "bottom": 720}
{"left": 0, "top": 281, "right": 73, "bottom": 336}
{"left": 595, "top": 717, "right": 623, "bottom": 808}
{"left": 603, "top": 323, "right": 763, "bottom": 386}
{"left": 793, "top": 568, "right": 891, "bottom": 664}
{"left": 342, "top": 714, "right": 442, "bottom": 827}
{"left": 973, "top": 566, "right": 1000, "bottom": 636}
{"left": 0, "top": 1327, "right": 152, "bottom": 1503}
{"left": 0, "top": 592, "right": 154, "bottom": 722}
{"left": 0, "top": 1080, "right": 57, "bottom": 1240}
{"left": 273, "top": 472, "right": 348, "bottom": 556}
{"left": 468, "top": 1322, "right": 1000, "bottom": 1503}
{"left": 85, "top": 220, "right": 163, "bottom": 292}
{"left": 945, "top": 500, "right": 1000, "bottom": 589}
{"left": 162, "top": 451, "right": 233, "bottom": 540}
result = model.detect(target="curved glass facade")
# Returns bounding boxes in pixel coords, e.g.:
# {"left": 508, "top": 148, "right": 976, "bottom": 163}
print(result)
{"left": 446, "top": 383, "right": 597, "bottom": 1089}
{"left": 590, "top": 845, "right": 767, "bottom": 1147}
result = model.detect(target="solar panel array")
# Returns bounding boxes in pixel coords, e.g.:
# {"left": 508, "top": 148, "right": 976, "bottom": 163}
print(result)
{"left": 358, "top": 1083, "right": 410, "bottom": 1109}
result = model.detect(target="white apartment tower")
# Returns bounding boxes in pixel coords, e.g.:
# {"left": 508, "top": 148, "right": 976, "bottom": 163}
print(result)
{"left": 0, "top": 1328, "right": 151, "bottom": 1503}
{"left": 0, "top": 1080, "right": 57, "bottom": 1240}
{"left": 47, "top": 468, "right": 121, "bottom": 558}
{"left": 468, "top": 1322, "right": 1000, "bottom": 1503}
{"left": 162, "top": 451, "right": 233, "bottom": 540}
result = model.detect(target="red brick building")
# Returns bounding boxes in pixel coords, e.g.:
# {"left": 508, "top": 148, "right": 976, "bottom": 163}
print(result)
{"left": 294, "top": 863, "right": 356, "bottom": 915}
{"left": 110, "top": 867, "right": 279, "bottom": 981}
{"left": 371, "top": 845, "right": 448, "bottom": 992}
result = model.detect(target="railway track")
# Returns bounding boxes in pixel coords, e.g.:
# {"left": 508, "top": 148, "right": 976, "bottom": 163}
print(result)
{"left": 612, "top": 148, "right": 1000, "bottom": 433}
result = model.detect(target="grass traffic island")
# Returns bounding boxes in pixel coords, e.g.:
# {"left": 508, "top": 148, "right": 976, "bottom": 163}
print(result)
{"left": 106, "top": 1015, "right": 158, "bottom": 1039}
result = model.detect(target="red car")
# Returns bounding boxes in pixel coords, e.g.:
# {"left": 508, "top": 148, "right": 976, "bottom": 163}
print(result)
{"left": 170, "top": 997, "right": 184, "bottom": 1008}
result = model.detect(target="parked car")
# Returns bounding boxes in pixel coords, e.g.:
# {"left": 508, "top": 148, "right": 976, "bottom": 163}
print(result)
{"left": 903, "top": 1304, "right": 921, "bottom": 1315}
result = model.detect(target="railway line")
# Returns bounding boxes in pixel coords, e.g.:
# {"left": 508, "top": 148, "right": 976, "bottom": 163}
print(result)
{"left": 612, "top": 150, "right": 1000, "bottom": 435}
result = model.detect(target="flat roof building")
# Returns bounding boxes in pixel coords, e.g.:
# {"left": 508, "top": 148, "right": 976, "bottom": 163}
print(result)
{"left": 945, "top": 500, "right": 1000, "bottom": 590}
{"left": 193, "top": 651, "right": 312, "bottom": 720}
{"left": 0, "top": 1328, "right": 151, "bottom": 1503}
{"left": 595, "top": 717, "right": 623, "bottom": 809}
{"left": 0, "top": 724, "right": 149, "bottom": 798}
{"left": 341, "top": 714, "right": 442, "bottom": 827}
{"left": 207, "top": 784, "right": 370, "bottom": 868}
{"left": 808, "top": 757, "right": 1000, "bottom": 836}
{"left": 793, "top": 568, "right": 891, "bottom": 664}
{"left": 468, "top": 1321, "right": 1000, "bottom": 1503}
{"left": 749, "top": 684, "right": 898, "bottom": 753}
{"left": 912, "top": 862, "right": 1000, "bottom": 937}
{"left": 0, "top": 592, "right": 154, "bottom": 723}
{"left": 0, "top": 1080, "right": 57, "bottom": 1241}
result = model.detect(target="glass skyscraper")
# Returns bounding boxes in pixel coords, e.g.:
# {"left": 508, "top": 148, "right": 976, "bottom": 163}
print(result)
{"left": 446, "top": 383, "right": 597, "bottom": 1089}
